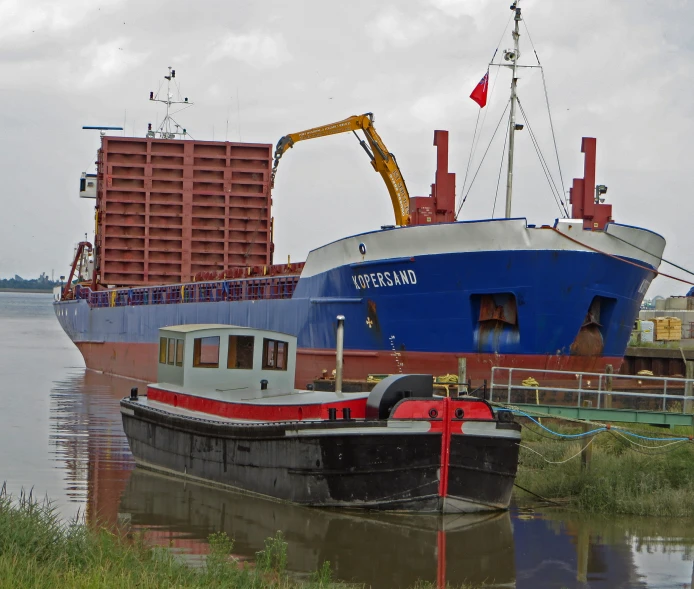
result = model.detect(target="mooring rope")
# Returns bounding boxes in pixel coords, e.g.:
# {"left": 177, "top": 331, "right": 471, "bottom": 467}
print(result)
{"left": 519, "top": 438, "right": 597, "bottom": 464}
{"left": 513, "top": 482, "right": 563, "bottom": 505}
{"left": 549, "top": 227, "right": 694, "bottom": 287}
{"left": 496, "top": 408, "right": 606, "bottom": 438}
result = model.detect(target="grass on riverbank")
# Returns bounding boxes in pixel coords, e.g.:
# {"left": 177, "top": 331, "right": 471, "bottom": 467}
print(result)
{"left": 0, "top": 486, "right": 487, "bottom": 589}
{"left": 0, "top": 486, "right": 350, "bottom": 589}
{"left": 514, "top": 420, "right": 694, "bottom": 516}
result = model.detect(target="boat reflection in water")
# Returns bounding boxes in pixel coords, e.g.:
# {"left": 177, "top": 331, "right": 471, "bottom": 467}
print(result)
{"left": 50, "top": 369, "right": 135, "bottom": 525}
{"left": 118, "top": 468, "right": 516, "bottom": 588}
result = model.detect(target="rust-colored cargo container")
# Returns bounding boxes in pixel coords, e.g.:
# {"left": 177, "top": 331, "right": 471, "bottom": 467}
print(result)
{"left": 95, "top": 136, "right": 273, "bottom": 286}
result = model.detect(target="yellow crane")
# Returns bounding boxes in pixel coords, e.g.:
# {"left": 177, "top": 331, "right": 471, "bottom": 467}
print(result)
{"left": 270, "top": 113, "right": 411, "bottom": 226}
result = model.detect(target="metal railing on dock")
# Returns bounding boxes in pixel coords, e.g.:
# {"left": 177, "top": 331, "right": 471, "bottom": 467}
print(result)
{"left": 489, "top": 367, "right": 694, "bottom": 426}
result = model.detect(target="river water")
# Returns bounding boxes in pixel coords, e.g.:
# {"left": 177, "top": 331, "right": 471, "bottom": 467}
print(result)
{"left": 1, "top": 291, "right": 693, "bottom": 588}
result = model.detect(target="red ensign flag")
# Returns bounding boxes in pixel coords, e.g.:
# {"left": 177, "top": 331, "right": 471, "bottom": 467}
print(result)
{"left": 470, "top": 71, "right": 489, "bottom": 108}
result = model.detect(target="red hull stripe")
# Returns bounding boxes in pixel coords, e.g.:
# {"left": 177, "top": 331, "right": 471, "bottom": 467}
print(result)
{"left": 147, "top": 386, "right": 367, "bottom": 421}
{"left": 438, "top": 397, "right": 452, "bottom": 498}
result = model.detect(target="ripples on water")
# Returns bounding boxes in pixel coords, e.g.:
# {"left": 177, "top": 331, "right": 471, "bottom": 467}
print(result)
{"left": 50, "top": 369, "right": 135, "bottom": 515}
{"left": 1, "top": 292, "right": 694, "bottom": 588}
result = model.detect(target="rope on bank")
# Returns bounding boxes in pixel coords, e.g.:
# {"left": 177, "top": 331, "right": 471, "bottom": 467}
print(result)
{"left": 610, "top": 429, "right": 685, "bottom": 448}
{"left": 497, "top": 408, "right": 607, "bottom": 438}
{"left": 606, "top": 431, "right": 690, "bottom": 456}
{"left": 491, "top": 401, "right": 609, "bottom": 429}
{"left": 615, "top": 428, "right": 694, "bottom": 443}
{"left": 513, "top": 482, "right": 564, "bottom": 506}
{"left": 519, "top": 437, "right": 597, "bottom": 464}
{"left": 519, "top": 421, "right": 570, "bottom": 441}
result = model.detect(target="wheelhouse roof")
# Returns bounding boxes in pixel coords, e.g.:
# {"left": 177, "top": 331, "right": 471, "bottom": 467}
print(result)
{"left": 159, "top": 324, "right": 295, "bottom": 339}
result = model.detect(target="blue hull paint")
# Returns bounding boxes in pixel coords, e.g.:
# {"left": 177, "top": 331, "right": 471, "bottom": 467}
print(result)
{"left": 56, "top": 249, "right": 651, "bottom": 359}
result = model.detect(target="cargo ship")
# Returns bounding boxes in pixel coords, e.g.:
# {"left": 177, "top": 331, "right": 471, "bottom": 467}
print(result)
{"left": 54, "top": 7, "right": 666, "bottom": 387}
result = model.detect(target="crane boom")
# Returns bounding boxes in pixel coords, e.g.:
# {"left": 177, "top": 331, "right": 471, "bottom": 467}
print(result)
{"left": 271, "top": 113, "right": 411, "bottom": 226}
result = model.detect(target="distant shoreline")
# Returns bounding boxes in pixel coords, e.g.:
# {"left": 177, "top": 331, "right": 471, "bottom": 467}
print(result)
{"left": 0, "top": 288, "right": 53, "bottom": 293}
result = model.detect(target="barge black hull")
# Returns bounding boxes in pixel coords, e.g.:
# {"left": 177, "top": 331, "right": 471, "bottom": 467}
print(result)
{"left": 120, "top": 399, "right": 520, "bottom": 513}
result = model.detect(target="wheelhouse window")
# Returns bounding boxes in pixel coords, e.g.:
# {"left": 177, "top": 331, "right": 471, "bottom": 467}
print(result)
{"left": 175, "top": 339, "right": 184, "bottom": 367}
{"left": 262, "top": 338, "right": 288, "bottom": 371}
{"left": 193, "top": 336, "right": 220, "bottom": 368}
{"left": 167, "top": 338, "right": 176, "bottom": 365}
{"left": 159, "top": 337, "right": 167, "bottom": 364}
{"left": 227, "top": 335, "right": 254, "bottom": 370}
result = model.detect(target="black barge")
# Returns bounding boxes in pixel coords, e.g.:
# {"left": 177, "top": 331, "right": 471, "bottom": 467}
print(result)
{"left": 120, "top": 324, "right": 520, "bottom": 513}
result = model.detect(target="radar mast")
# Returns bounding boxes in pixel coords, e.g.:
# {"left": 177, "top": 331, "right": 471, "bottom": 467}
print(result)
{"left": 148, "top": 66, "right": 193, "bottom": 139}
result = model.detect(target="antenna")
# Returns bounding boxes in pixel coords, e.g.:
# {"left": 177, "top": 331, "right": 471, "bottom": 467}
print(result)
{"left": 236, "top": 88, "right": 242, "bottom": 141}
{"left": 147, "top": 66, "right": 193, "bottom": 139}
{"left": 225, "top": 99, "right": 230, "bottom": 141}
{"left": 504, "top": 1, "right": 522, "bottom": 218}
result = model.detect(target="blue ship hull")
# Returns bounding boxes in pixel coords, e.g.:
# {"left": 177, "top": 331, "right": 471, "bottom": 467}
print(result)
{"left": 54, "top": 219, "right": 665, "bottom": 385}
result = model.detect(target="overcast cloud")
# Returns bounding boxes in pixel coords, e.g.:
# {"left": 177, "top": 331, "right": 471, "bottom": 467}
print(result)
{"left": 1, "top": 0, "right": 691, "bottom": 297}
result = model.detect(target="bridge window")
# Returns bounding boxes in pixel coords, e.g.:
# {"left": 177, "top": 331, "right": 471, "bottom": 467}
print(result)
{"left": 228, "top": 335, "right": 254, "bottom": 370}
{"left": 193, "top": 336, "right": 220, "bottom": 368}
{"left": 262, "top": 338, "right": 288, "bottom": 371}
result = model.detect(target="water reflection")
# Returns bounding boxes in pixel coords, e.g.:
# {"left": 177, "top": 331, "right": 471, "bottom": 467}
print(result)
{"left": 511, "top": 509, "right": 694, "bottom": 589}
{"left": 49, "top": 369, "right": 135, "bottom": 524}
{"left": 513, "top": 509, "right": 642, "bottom": 588}
{"left": 119, "top": 468, "right": 516, "bottom": 588}
{"left": 545, "top": 512, "right": 694, "bottom": 588}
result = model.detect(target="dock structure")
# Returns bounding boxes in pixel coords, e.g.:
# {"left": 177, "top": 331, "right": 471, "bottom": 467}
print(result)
{"left": 623, "top": 345, "right": 694, "bottom": 378}
{"left": 504, "top": 403, "right": 694, "bottom": 428}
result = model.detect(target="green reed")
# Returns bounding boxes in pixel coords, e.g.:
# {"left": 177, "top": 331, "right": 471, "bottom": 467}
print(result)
{"left": 514, "top": 422, "right": 694, "bottom": 516}
{"left": 0, "top": 484, "right": 349, "bottom": 589}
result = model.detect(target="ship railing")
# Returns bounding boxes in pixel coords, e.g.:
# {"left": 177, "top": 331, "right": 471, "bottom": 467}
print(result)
{"left": 489, "top": 366, "right": 694, "bottom": 414}
{"left": 72, "top": 276, "right": 300, "bottom": 308}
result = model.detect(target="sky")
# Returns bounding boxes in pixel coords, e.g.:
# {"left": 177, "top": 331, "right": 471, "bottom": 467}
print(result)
{"left": 1, "top": 0, "right": 691, "bottom": 297}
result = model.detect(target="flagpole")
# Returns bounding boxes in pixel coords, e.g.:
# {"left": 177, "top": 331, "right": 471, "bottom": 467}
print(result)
{"left": 505, "top": 3, "right": 522, "bottom": 218}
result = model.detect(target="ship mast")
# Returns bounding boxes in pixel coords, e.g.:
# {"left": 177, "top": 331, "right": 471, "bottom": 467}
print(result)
{"left": 148, "top": 67, "right": 193, "bottom": 139}
{"left": 504, "top": 2, "right": 522, "bottom": 218}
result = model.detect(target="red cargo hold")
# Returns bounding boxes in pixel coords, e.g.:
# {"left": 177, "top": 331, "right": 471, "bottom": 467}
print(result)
{"left": 95, "top": 136, "right": 273, "bottom": 286}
